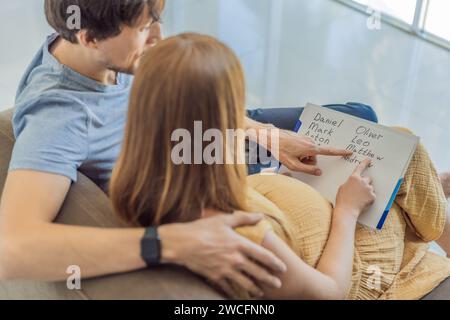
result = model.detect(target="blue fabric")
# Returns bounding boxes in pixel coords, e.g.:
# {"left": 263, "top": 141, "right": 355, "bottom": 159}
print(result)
{"left": 246, "top": 103, "right": 378, "bottom": 130}
{"left": 9, "top": 34, "right": 133, "bottom": 193}
{"left": 246, "top": 103, "right": 379, "bottom": 174}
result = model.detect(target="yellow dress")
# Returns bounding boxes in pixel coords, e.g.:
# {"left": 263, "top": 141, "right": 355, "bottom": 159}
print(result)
{"left": 236, "top": 128, "right": 450, "bottom": 300}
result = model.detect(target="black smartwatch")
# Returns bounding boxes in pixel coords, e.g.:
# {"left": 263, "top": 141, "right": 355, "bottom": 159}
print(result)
{"left": 140, "top": 227, "right": 161, "bottom": 267}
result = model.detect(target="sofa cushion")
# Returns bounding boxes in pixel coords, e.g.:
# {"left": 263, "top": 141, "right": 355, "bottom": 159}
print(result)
{"left": 0, "top": 109, "right": 223, "bottom": 300}
{"left": 0, "top": 109, "right": 14, "bottom": 198}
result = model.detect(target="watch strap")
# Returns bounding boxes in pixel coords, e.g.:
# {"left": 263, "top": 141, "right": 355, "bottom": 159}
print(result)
{"left": 140, "top": 227, "right": 161, "bottom": 267}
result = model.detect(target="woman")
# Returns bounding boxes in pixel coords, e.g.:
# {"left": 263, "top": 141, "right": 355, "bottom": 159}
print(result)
{"left": 110, "top": 33, "right": 450, "bottom": 299}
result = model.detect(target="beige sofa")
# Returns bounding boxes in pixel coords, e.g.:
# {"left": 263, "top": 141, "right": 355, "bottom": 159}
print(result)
{"left": 0, "top": 109, "right": 224, "bottom": 300}
{"left": 1, "top": 108, "right": 449, "bottom": 300}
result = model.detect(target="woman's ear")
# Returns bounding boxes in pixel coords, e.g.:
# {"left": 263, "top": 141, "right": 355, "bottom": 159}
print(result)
{"left": 76, "top": 30, "right": 98, "bottom": 49}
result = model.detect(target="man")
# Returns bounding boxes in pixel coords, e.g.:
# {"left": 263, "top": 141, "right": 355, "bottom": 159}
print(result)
{"left": 0, "top": 0, "right": 380, "bottom": 296}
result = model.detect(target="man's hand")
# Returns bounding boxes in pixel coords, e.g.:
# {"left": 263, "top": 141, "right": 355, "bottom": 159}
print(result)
{"left": 245, "top": 117, "right": 352, "bottom": 175}
{"left": 278, "top": 129, "right": 353, "bottom": 175}
{"left": 158, "top": 212, "right": 286, "bottom": 298}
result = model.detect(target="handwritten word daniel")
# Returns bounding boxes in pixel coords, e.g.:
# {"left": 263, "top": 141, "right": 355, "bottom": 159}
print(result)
{"left": 304, "top": 113, "right": 344, "bottom": 145}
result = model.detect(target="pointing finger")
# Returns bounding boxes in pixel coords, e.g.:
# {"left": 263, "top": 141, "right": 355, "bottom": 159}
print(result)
{"left": 354, "top": 158, "right": 372, "bottom": 176}
{"left": 315, "top": 146, "right": 353, "bottom": 157}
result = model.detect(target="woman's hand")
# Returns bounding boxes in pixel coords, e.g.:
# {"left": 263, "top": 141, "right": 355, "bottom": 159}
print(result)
{"left": 335, "top": 159, "right": 376, "bottom": 220}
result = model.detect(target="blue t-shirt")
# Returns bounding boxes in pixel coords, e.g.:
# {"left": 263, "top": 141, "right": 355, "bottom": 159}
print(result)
{"left": 9, "top": 34, "right": 133, "bottom": 193}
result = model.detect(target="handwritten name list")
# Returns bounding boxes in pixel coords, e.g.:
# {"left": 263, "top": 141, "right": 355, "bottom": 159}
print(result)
{"left": 304, "top": 112, "right": 386, "bottom": 166}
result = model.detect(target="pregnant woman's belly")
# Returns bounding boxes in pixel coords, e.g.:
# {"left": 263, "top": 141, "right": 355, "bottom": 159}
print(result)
{"left": 245, "top": 174, "right": 450, "bottom": 300}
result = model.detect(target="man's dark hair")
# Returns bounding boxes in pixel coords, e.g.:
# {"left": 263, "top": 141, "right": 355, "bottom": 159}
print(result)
{"left": 45, "top": 0, "right": 164, "bottom": 43}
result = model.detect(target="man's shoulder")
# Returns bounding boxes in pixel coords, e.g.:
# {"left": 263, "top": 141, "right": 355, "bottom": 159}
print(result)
{"left": 15, "top": 34, "right": 61, "bottom": 98}
{"left": 14, "top": 91, "right": 87, "bottom": 117}
{"left": 12, "top": 92, "right": 89, "bottom": 136}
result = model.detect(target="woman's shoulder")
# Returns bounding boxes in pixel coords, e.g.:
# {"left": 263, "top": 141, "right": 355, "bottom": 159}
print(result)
{"left": 235, "top": 219, "right": 273, "bottom": 245}
{"left": 245, "top": 174, "right": 334, "bottom": 263}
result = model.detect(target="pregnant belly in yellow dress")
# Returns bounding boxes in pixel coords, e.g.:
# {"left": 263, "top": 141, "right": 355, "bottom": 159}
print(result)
{"left": 239, "top": 174, "right": 450, "bottom": 300}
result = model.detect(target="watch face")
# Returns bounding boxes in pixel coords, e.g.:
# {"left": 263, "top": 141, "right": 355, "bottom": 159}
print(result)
{"left": 143, "top": 238, "right": 159, "bottom": 259}
{"left": 141, "top": 229, "right": 161, "bottom": 266}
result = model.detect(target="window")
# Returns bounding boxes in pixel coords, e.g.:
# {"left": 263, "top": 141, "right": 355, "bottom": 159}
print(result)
{"left": 337, "top": 0, "right": 450, "bottom": 49}
{"left": 424, "top": 0, "right": 450, "bottom": 41}
{"left": 353, "top": 0, "right": 417, "bottom": 24}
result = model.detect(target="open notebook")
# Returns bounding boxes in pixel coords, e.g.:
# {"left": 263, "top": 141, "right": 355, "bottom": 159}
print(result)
{"left": 279, "top": 104, "right": 419, "bottom": 230}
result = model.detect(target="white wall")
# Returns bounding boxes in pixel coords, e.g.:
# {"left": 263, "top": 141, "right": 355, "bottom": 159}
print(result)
{"left": 0, "top": 0, "right": 51, "bottom": 110}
